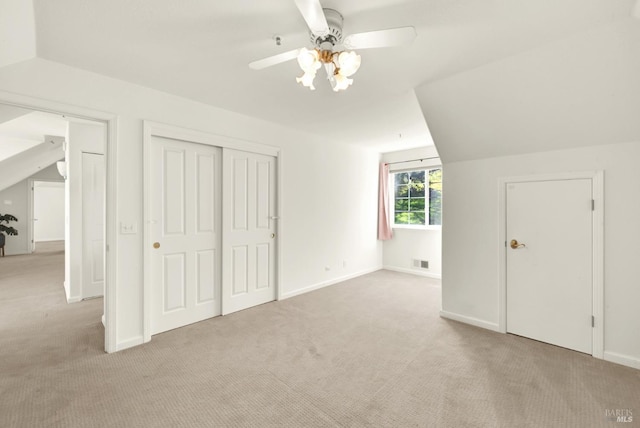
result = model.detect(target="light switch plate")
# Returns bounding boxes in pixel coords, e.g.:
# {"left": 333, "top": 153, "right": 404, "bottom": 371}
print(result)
{"left": 120, "top": 222, "right": 137, "bottom": 234}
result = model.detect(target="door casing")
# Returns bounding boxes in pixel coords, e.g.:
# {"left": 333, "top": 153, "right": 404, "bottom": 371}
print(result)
{"left": 497, "top": 171, "right": 604, "bottom": 359}
{"left": 142, "top": 121, "right": 282, "bottom": 344}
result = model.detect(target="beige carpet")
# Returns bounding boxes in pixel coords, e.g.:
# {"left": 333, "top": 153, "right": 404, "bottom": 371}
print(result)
{"left": 0, "top": 242, "right": 638, "bottom": 427}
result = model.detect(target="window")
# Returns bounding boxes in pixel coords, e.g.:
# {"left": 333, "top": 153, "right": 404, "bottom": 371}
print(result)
{"left": 392, "top": 168, "right": 442, "bottom": 227}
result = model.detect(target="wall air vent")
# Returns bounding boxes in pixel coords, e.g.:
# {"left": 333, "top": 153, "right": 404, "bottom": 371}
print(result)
{"left": 413, "top": 259, "right": 429, "bottom": 269}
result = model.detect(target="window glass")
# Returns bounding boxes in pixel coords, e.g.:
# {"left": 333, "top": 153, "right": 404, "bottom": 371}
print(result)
{"left": 392, "top": 167, "right": 441, "bottom": 227}
{"left": 428, "top": 169, "right": 442, "bottom": 226}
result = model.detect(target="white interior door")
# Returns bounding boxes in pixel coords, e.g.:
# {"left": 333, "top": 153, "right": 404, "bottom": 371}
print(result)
{"left": 222, "top": 148, "right": 277, "bottom": 315}
{"left": 34, "top": 181, "right": 65, "bottom": 243}
{"left": 81, "top": 153, "right": 105, "bottom": 299}
{"left": 506, "top": 179, "right": 592, "bottom": 354}
{"left": 150, "top": 137, "right": 222, "bottom": 335}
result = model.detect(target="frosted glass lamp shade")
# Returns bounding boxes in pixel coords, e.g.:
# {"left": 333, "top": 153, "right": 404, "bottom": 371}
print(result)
{"left": 56, "top": 161, "right": 67, "bottom": 179}
{"left": 337, "top": 51, "right": 361, "bottom": 77}
{"left": 332, "top": 73, "right": 353, "bottom": 92}
{"left": 297, "top": 48, "right": 321, "bottom": 73}
{"left": 296, "top": 71, "right": 317, "bottom": 90}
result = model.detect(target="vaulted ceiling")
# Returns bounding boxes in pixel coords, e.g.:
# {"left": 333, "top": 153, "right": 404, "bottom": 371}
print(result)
{"left": 2, "top": 0, "right": 639, "bottom": 156}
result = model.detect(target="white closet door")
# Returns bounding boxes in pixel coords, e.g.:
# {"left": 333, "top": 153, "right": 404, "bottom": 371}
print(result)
{"left": 222, "top": 148, "right": 277, "bottom": 314}
{"left": 506, "top": 178, "right": 593, "bottom": 354}
{"left": 150, "top": 136, "right": 222, "bottom": 334}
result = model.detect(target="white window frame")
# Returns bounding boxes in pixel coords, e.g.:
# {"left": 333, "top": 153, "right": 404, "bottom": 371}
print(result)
{"left": 390, "top": 166, "right": 442, "bottom": 230}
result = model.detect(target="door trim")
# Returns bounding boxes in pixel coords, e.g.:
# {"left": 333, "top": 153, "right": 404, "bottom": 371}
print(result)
{"left": 497, "top": 171, "right": 604, "bottom": 359}
{"left": 143, "top": 121, "right": 281, "bottom": 343}
{"left": 0, "top": 90, "right": 118, "bottom": 353}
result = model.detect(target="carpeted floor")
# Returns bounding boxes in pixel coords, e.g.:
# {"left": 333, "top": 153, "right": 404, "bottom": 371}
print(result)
{"left": 0, "top": 242, "right": 638, "bottom": 427}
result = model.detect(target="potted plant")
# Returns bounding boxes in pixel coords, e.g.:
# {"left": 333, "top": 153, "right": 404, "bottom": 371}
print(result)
{"left": 0, "top": 213, "right": 18, "bottom": 251}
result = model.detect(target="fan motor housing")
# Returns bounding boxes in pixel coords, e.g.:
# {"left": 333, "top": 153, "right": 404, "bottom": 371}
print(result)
{"left": 309, "top": 8, "right": 344, "bottom": 47}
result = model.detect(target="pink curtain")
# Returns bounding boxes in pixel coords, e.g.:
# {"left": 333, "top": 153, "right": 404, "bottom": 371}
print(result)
{"left": 378, "top": 162, "right": 393, "bottom": 240}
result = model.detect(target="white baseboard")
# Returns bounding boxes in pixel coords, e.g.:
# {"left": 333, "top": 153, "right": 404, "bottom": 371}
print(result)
{"left": 280, "top": 266, "right": 383, "bottom": 300}
{"left": 604, "top": 351, "right": 640, "bottom": 370}
{"left": 440, "top": 310, "right": 501, "bottom": 332}
{"left": 383, "top": 265, "right": 441, "bottom": 279}
{"left": 101, "top": 314, "right": 106, "bottom": 327}
{"left": 116, "top": 335, "right": 144, "bottom": 352}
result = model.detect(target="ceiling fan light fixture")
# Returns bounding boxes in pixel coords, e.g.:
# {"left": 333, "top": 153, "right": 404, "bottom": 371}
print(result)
{"left": 297, "top": 47, "right": 321, "bottom": 73}
{"left": 332, "top": 72, "right": 353, "bottom": 92}
{"left": 249, "top": 1, "right": 416, "bottom": 93}
{"left": 296, "top": 70, "right": 317, "bottom": 90}
{"left": 336, "top": 51, "right": 361, "bottom": 77}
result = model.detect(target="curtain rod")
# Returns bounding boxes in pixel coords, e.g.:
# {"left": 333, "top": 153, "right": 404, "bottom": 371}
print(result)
{"left": 385, "top": 156, "right": 440, "bottom": 165}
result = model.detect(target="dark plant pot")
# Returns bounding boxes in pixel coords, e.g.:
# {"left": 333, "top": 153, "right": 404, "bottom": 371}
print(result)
{"left": 0, "top": 233, "right": 4, "bottom": 247}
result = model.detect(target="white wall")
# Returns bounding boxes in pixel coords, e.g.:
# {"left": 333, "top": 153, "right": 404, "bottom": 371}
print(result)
{"left": 412, "top": 14, "right": 640, "bottom": 370}
{"left": 381, "top": 146, "right": 442, "bottom": 278}
{"left": 442, "top": 141, "right": 640, "bottom": 369}
{"left": 280, "top": 140, "right": 382, "bottom": 297}
{"left": 0, "top": 164, "right": 63, "bottom": 255}
{"left": 33, "top": 181, "right": 64, "bottom": 241}
{"left": 0, "top": 58, "right": 383, "bottom": 350}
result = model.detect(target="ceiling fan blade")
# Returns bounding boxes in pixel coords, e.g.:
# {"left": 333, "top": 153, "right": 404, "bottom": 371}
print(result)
{"left": 343, "top": 26, "right": 416, "bottom": 50}
{"left": 294, "top": 0, "right": 330, "bottom": 36}
{"left": 249, "top": 49, "right": 301, "bottom": 70}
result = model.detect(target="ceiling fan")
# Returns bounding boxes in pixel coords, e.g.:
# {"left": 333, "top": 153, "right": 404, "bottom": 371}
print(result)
{"left": 249, "top": 0, "right": 416, "bottom": 92}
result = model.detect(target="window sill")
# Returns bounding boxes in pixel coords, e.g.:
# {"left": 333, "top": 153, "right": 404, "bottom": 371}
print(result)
{"left": 392, "top": 224, "right": 441, "bottom": 231}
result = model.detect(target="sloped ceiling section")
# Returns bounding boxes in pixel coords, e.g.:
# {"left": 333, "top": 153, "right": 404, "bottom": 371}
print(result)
{"left": 0, "top": 0, "right": 36, "bottom": 68}
{"left": 0, "top": 137, "right": 64, "bottom": 193}
{"left": 0, "top": 110, "right": 67, "bottom": 162}
{"left": 415, "top": 18, "right": 640, "bottom": 163}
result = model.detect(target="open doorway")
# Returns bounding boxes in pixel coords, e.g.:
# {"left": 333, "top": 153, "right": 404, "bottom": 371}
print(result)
{"left": 0, "top": 103, "right": 111, "bottom": 352}
{"left": 30, "top": 180, "right": 65, "bottom": 253}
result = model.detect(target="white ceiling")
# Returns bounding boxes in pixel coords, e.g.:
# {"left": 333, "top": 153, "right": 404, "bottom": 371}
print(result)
{"left": 18, "top": 0, "right": 638, "bottom": 152}
{"left": 0, "top": 0, "right": 35, "bottom": 68}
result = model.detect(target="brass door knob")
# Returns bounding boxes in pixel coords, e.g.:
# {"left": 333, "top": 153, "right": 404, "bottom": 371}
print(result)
{"left": 510, "top": 239, "right": 525, "bottom": 249}
{"left": 153, "top": 242, "right": 160, "bottom": 249}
